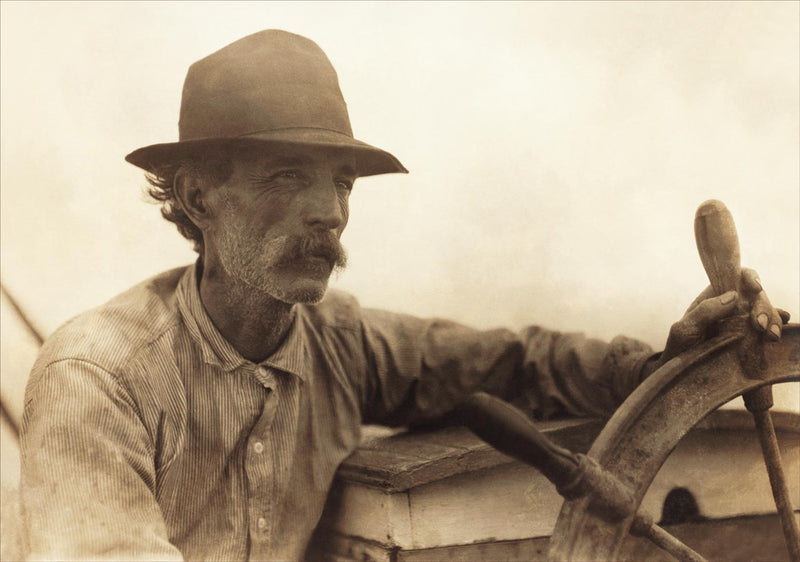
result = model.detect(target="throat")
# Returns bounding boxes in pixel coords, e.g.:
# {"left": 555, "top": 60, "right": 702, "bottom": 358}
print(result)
{"left": 199, "top": 262, "right": 297, "bottom": 363}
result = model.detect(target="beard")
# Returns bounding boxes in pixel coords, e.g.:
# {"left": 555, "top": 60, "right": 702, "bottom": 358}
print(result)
{"left": 216, "top": 220, "right": 348, "bottom": 304}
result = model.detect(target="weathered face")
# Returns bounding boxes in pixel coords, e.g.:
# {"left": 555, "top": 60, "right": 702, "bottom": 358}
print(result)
{"left": 206, "top": 145, "right": 356, "bottom": 304}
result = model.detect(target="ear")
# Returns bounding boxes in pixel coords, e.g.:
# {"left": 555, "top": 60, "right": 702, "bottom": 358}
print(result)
{"left": 173, "top": 167, "right": 213, "bottom": 230}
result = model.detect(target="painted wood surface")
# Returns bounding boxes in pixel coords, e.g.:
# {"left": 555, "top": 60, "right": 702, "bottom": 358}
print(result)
{"left": 310, "top": 515, "right": 797, "bottom": 562}
{"left": 311, "top": 409, "right": 799, "bottom": 559}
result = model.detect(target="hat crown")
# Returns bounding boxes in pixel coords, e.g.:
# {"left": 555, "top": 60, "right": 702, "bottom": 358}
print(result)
{"left": 125, "top": 30, "right": 406, "bottom": 177}
{"left": 178, "top": 30, "right": 353, "bottom": 141}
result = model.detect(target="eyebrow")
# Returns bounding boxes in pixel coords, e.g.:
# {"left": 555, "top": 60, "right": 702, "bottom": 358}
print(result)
{"left": 338, "top": 163, "right": 357, "bottom": 178}
{"left": 258, "top": 154, "right": 357, "bottom": 177}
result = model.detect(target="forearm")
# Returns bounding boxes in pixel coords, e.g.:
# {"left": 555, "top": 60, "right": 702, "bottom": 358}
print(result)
{"left": 360, "top": 308, "right": 655, "bottom": 424}
{"left": 512, "top": 328, "right": 655, "bottom": 419}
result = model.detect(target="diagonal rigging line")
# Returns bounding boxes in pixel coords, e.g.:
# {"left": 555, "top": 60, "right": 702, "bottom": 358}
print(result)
{"left": 0, "top": 281, "right": 45, "bottom": 440}
{"left": 1, "top": 404, "right": 20, "bottom": 442}
{"left": 1, "top": 281, "right": 44, "bottom": 346}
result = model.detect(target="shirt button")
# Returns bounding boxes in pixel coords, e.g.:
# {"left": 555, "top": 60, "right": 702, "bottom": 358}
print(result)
{"left": 255, "top": 366, "right": 275, "bottom": 386}
{"left": 253, "top": 441, "right": 264, "bottom": 454}
{"left": 257, "top": 517, "right": 268, "bottom": 530}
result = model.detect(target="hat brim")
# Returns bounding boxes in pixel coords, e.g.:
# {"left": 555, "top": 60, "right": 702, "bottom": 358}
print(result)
{"left": 125, "top": 128, "right": 408, "bottom": 178}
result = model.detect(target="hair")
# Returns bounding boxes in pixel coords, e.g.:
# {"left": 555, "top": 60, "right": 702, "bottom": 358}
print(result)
{"left": 145, "top": 152, "right": 233, "bottom": 254}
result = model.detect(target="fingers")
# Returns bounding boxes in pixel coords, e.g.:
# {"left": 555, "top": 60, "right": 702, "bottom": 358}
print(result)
{"left": 684, "top": 290, "right": 739, "bottom": 333}
{"left": 667, "top": 268, "right": 790, "bottom": 367}
{"left": 685, "top": 284, "right": 715, "bottom": 313}
{"left": 741, "top": 268, "right": 763, "bottom": 296}
{"left": 750, "top": 291, "right": 783, "bottom": 341}
{"left": 664, "top": 290, "right": 739, "bottom": 362}
{"left": 741, "top": 268, "right": 785, "bottom": 340}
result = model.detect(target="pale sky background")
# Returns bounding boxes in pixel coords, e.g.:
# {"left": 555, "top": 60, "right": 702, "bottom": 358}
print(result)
{"left": 1, "top": 0, "right": 798, "bottom": 456}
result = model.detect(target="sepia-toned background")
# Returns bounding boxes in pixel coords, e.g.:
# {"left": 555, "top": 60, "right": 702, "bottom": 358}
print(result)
{"left": 1, "top": 0, "right": 798, "bottom": 508}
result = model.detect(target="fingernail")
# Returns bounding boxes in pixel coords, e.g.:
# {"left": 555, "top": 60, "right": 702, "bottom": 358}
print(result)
{"left": 757, "top": 313, "right": 769, "bottom": 330}
{"left": 720, "top": 291, "right": 737, "bottom": 305}
{"left": 754, "top": 277, "right": 763, "bottom": 291}
{"left": 769, "top": 325, "right": 781, "bottom": 339}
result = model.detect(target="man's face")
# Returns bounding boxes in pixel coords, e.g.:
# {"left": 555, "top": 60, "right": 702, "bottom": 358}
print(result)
{"left": 207, "top": 145, "right": 355, "bottom": 304}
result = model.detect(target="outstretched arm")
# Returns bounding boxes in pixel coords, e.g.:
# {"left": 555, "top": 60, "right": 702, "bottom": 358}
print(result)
{"left": 357, "top": 308, "right": 657, "bottom": 425}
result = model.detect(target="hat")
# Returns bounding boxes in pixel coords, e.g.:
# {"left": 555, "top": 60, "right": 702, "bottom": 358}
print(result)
{"left": 125, "top": 30, "right": 407, "bottom": 177}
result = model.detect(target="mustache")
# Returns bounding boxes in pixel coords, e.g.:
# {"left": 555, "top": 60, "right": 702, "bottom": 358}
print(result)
{"left": 272, "top": 233, "right": 348, "bottom": 269}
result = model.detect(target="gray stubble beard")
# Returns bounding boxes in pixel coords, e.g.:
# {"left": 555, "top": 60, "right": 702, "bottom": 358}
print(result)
{"left": 215, "top": 215, "right": 346, "bottom": 305}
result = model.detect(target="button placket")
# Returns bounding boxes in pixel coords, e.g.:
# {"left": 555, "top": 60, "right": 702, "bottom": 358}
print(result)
{"left": 246, "top": 364, "right": 278, "bottom": 548}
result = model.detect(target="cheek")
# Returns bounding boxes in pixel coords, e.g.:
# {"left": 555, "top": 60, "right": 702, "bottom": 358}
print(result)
{"left": 239, "top": 196, "right": 295, "bottom": 236}
{"left": 339, "top": 195, "right": 351, "bottom": 229}
{"left": 259, "top": 200, "right": 294, "bottom": 231}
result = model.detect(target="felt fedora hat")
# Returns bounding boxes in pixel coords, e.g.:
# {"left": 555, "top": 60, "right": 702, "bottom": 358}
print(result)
{"left": 126, "top": 30, "right": 407, "bottom": 177}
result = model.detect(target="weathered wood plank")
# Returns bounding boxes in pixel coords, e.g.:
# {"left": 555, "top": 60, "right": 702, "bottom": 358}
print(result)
{"left": 318, "top": 484, "right": 412, "bottom": 548}
{"left": 640, "top": 426, "right": 800, "bottom": 521}
{"left": 620, "top": 513, "right": 800, "bottom": 562}
{"left": 407, "top": 461, "right": 563, "bottom": 547}
{"left": 337, "top": 418, "right": 603, "bottom": 492}
{"left": 312, "top": 514, "right": 798, "bottom": 562}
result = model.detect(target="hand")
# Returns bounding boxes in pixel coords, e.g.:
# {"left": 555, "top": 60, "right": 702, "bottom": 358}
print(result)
{"left": 657, "top": 268, "right": 790, "bottom": 369}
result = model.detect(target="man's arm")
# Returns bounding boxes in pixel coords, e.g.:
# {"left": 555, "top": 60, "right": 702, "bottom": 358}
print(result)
{"left": 355, "top": 267, "right": 788, "bottom": 426}
{"left": 21, "top": 359, "right": 182, "bottom": 560}
{"left": 356, "top": 307, "right": 654, "bottom": 426}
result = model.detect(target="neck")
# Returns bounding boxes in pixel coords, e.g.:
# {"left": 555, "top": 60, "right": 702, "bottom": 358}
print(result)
{"left": 198, "top": 259, "right": 295, "bottom": 363}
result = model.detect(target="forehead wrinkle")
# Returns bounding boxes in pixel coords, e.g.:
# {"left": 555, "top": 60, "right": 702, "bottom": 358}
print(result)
{"left": 253, "top": 153, "right": 310, "bottom": 170}
{"left": 247, "top": 150, "right": 356, "bottom": 177}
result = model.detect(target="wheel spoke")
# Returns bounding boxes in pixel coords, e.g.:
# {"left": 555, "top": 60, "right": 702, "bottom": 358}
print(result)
{"left": 631, "top": 521, "right": 707, "bottom": 562}
{"left": 744, "top": 386, "right": 800, "bottom": 562}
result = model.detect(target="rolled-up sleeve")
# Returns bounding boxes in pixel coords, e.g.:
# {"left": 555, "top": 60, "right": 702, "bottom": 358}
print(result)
{"left": 358, "top": 308, "right": 654, "bottom": 425}
{"left": 21, "top": 359, "right": 182, "bottom": 561}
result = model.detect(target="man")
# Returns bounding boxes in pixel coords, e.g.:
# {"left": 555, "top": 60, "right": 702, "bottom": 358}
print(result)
{"left": 20, "top": 30, "right": 786, "bottom": 561}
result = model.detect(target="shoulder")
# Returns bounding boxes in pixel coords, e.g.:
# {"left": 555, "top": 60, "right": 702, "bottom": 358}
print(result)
{"left": 31, "top": 266, "right": 189, "bottom": 380}
{"left": 298, "top": 288, "right": 363, "bottom": 332}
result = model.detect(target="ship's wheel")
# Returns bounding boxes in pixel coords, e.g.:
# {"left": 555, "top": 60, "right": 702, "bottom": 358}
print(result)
{"left": 462, "top": 200, "right": 800, "bottom": 561}
{"left": 548, "top": 323, "right": 800, "bottom": 561}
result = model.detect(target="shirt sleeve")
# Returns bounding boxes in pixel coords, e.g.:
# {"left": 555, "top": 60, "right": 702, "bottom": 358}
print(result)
{"left": 357, "top": 308, "right": 655, "bottom": 425}
{"left": 20, "top": 359, "right": 183, "bottom": 561}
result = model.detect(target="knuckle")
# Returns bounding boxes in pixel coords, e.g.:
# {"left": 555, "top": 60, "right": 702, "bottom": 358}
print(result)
{"left": 693, "top": 298, "right": 720, "bottom": 318}
{"left": 741, "top": 268, "right": 763, "bottom": 294}
{"left": 670, "top": 321, "right": 698, "bottom": 343}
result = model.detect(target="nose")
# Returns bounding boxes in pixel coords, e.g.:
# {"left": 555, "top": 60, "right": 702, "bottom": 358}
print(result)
{"left": 303, "top": 179, "right": 346, "bottom": 232}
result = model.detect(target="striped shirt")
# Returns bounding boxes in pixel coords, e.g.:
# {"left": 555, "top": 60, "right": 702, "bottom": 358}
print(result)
{"left": 20, "top": 263, "right": 653, "bottom": 561}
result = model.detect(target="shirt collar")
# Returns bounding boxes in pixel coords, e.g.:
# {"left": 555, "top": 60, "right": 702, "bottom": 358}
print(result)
{"left": 176, "top": 262, "right": 309, "bottom": 381}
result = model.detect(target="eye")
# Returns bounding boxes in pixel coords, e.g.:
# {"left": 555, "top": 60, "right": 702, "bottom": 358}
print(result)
{"left": 335, "top": 179, "right": 354, "bottom": 192}
{"left": 249, "top": 169, "right": 304, "bottom": 188}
